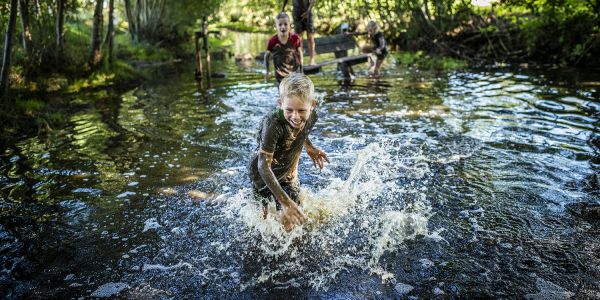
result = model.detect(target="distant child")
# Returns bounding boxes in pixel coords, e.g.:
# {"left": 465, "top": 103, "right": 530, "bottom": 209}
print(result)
{"left": 292, "top": 0, "right": 316, "bottom": 65}
{"left": 248, "top": 72, "right": 329, "bottom": 231}
{"left": 347, "top": 21, "right": 388, "bottom": 76}
{"left": 265, "top": 12, "right": 304, "bottom": 84}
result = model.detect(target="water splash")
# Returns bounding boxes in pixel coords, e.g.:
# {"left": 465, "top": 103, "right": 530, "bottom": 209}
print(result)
{"left": 224, "top": 142, "right": 437, "bottom": 289}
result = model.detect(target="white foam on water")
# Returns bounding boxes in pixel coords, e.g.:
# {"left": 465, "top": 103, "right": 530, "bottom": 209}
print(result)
{"left": 142, "top": 261, "right": 193, "bottom": 272}
{"left": 524, "top": 277, "right": 574, "bottom": 300}
{"left": 223, "top": 142, "right": 439, "bottom": 290}
{"left": 142, "top": 218, "right": 161, "bottom": 232}
{"left": 90, "top": 282, "right": 129, "bottom": 298}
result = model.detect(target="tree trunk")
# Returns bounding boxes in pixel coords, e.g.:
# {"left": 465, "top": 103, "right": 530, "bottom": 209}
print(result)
{"left": 136, "top": 0, "right": 142, "bottom": 40}
{"left": 56, "top": 0, "right": 65, "bottom": 64}
{"left": 89, "top": 0, "right": 104, "bottom": 68}
{"left": 18, "top": 0, "right": 31, "bottom": 54}
{"left": 1, "top": 0, "right": 19, "bottom": 99}
{"left": 124, "top": 0, "right": 137, "bottom": 41}
{"left": 106, "top": 0, "right": 115, "bottom": 64}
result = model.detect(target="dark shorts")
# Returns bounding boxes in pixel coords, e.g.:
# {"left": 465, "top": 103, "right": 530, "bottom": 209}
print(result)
{"left": 253, "top": 183, "right": 300, "bottom": 210}
{"left": 293, "top": 13, "right": 314, "bottom": 33}
{"left": 376, "top": 51, "right": 388, "bottom": 61}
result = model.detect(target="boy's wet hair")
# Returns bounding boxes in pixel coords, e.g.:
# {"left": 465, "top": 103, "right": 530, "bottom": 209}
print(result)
{"left": 279, "top": 72, "right": 315, "bottom": 103}
{"left": 276, "top": 12, "right": 290, "bottom": 21}
{"left": 367, "top": 21, "right": 379, "bottom": 32}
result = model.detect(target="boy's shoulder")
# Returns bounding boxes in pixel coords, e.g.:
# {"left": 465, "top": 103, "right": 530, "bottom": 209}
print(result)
{"left": 290, "top": 33, "right": 302, "bottom": 45}
{"left": 267, "top": 35, "right": 280, "bottom": 50}
{"left": 262, "top": 108, "right": 286, "bottom": 125}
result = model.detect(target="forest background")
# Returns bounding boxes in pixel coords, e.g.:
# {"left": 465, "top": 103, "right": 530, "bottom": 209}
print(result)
{"left": 0, "top": 0, "right": 598, "bottom": 130}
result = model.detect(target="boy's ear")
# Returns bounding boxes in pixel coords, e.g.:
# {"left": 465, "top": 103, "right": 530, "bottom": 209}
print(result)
{"left": 311, "top": 99, "right": 317, "bottom": 108}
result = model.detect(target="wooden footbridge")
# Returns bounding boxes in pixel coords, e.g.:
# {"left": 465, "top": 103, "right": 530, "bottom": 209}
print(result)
{"left": 301, "top": 34, "right": 369, "bottom": 78}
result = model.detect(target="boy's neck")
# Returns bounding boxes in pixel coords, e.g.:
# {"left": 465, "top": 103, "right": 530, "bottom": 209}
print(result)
{"left": 277, "top": 32, "right": 290, "bottom": 42}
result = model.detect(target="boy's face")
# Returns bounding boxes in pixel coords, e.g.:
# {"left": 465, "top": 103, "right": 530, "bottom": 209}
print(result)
{"left": 279, "top": 95, "right": 315, "bottom": 129}
{"left": 275, "top": 17, "right": 290, "bottom": 35}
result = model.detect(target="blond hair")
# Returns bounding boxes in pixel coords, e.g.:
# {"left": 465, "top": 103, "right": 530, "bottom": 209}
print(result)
{"left": 276, "top": 12, "right": 290, "bottom": 21}
{"left": 366, "top": 21, "right": 379, "bottom": 32}
{"left": 279, "top": 72, "right": 314, "bottom": 103}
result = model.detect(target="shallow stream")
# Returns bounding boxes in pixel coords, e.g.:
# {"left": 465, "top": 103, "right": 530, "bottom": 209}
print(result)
{"left": 1, "top": 31, "right": 599, "bottom": 298}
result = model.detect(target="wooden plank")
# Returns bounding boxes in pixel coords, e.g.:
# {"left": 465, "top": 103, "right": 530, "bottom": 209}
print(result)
{"left": 339, "top": 54, "right": 369, "bottom": 65}
{"left": 303, "top": 64, "right": 322, "bottom": 74}
{"left": 304, "top": 54, "right": 369, "bottom": 69}
{"left": 303, "top": 34, "right": 357, "bottom": 54}
{"left": 256, "top": 35, "right": 358, "bottom": 60}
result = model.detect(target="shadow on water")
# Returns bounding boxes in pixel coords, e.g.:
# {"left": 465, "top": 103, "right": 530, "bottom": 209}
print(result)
{"left": 1, "top": 30, "right": 599, "bottom": 298}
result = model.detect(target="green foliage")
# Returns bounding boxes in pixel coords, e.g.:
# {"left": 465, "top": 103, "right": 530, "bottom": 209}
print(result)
{"left": 215, "top": 22, "right": 269, "bottom": 33}
{"left": 208, "top": 35, "right": 234, "bottom": 48}
{"left": 68, "top": 61, "right": 142, "bottom": 93}
{"left": 16, "top": 99, "right": 45, "bottom": 112}
{"left": 519, "top": 7, "right": 599, "bottom": 65}
{"left": 395, "top": 51, "right": 467, "bottom": 70}
{"left": 115, "top": 40, "right": 174, "bottom": 62}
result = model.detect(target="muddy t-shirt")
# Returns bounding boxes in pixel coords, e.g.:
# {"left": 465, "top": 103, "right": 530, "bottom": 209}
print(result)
{"left": 249, "top": 108, "right": 318, "bottom": 191}
{"left": 267, "top": 34, "right": 302, "bottom": 81}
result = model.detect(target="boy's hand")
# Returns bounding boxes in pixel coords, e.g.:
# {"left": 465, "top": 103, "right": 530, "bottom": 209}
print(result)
{"left": 305, "top": 146, "right": 330, "bottom": 170}
{"left": 279, "top": 200, "right": 306, "bottom": 232}
{"left": 375, "top": 48, "right": 382, "bottom": 55}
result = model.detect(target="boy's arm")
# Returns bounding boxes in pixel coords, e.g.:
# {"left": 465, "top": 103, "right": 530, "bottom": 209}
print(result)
{"left": 298, "top": 47, "right": 304, "bottom": 72}
{"left": 304, "top": 138, "right": 330, "bottom": 170}
{"left": 344, "top": 31, "right": 367, "bottom": 36}
{"left": 264, "top": 51, "right": 271, "bottom": 80}
{"left": 257, "top": 151, "right": 306, "bottom": 228}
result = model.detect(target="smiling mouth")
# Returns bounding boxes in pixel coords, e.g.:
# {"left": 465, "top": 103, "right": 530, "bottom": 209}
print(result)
{"left": 289, "top": 119, "right": 303, "bottom": 127}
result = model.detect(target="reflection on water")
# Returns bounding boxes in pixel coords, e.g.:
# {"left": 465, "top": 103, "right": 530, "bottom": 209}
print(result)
{"left": 1, "top": 31, "right": 599, "bottom": 298}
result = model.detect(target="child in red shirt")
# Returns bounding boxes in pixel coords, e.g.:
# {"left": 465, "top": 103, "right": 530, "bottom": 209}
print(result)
{"left": 264, "top": 12, "right": 304, "bottom": 84}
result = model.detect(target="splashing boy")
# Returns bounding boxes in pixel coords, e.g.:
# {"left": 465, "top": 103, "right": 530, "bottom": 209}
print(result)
{"left": 248, "top": 72, "right": 329, "bottom": 231}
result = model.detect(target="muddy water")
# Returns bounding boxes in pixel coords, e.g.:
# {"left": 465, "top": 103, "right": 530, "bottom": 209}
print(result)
{"left": 0, "top": 31, "right": 599, "bottom": 298}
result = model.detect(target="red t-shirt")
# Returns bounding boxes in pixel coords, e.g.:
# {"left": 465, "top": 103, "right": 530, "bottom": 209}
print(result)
{"left": 267, "top": 34, "right": 302, "bottom": 80}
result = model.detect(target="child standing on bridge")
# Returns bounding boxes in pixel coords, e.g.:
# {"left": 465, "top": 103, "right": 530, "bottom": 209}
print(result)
{"left": 265, "top": 12, "right": 304, "bottom": 84}
{"left": 248, "top": 72, "right": 329, "bottom": 232}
